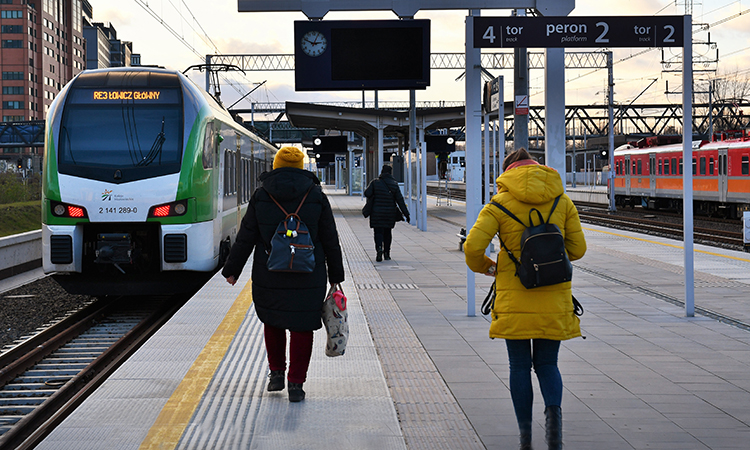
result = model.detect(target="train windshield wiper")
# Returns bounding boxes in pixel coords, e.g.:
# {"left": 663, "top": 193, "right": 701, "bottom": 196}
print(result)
{"left": 61, "top": 126, "right": 76, "bottom": 165}
{"left": 137, "top": 117, "right": 166, "bottom": 167}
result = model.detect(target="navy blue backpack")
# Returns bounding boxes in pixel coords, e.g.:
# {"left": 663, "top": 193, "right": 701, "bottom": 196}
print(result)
{"left": 265, "top": 186, "right": 315, "bottom": 273}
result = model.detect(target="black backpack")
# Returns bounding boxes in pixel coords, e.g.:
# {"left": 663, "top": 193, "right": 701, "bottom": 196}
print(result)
{"left": 265, "top": 186, "right": 316, "bottom": 273}
{"left": 490, "top": 195, "right": 573, "bottom": 289}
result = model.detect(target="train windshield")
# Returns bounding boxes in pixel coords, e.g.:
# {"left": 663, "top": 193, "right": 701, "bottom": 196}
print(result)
{"left": 58, "top": 87, "right": 183, "bottom": 183}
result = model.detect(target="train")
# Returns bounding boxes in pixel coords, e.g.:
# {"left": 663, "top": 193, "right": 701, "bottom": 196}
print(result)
{"left": 612, "top": 131, "right": 750, "bottom": 219}
{"left": 42, "top": 67, "right": 277, "bottom": 295}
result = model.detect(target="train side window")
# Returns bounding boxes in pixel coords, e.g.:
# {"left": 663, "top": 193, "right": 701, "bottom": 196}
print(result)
{"left": 664, "top": 159, "right": 669, "bottom": 175}
{"left": 679, "top": 158, "right": 683, "bottom": 175}
{"left": 692, "top": 158, "right": 696, "bottom": 175}
{"left": 743, "top": 156, "right": 749, "bottom": 175}
{"left": 224, "top": 151, "right": 229, "bottom": 196}
{"left": 699, "top": 157, "right": 706, "bottom": 175}
{"left": 202, "top": 123, "right": 215, "bottom": 169}
{"left": 671, "top": 158, "right": 677, "bottom": 175}
{"left": 658, "top": 160, "right": 662, "bottom": 175}
{"left": 637, "top": 160, "right": 642, "bottom": 175}
{"left": 709, "top": 157, "right": 714, "bottom": 175}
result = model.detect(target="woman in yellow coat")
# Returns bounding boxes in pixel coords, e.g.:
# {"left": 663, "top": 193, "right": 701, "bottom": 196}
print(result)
{"left": 465, "top": 148, "right": 586, "bottom": 450}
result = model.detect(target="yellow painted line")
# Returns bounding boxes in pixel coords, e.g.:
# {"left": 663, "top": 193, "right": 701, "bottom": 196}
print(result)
{"left": 583, "top": 226, "right": 750, "bottom": 263}
{"left": 138, "top": 280, "right": 254, "bottom": 450}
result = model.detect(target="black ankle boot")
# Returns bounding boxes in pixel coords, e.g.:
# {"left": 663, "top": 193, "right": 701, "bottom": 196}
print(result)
{"left": 545, "top": 405, "right": 562, "bottom": 450}
{"left": 376, "top": 245, "right": 383, "bottom": 262}
{"left": 519, "top": 421, "right": 533, "bottom": 450}
{"left": 384, "top": 250, "right": 391, "bottom": 260}
{"left": 267, "top": 370, "right": 284, "bottom": 392}
{"left": 288, "top": 382, "right": 305, "bottom": 402}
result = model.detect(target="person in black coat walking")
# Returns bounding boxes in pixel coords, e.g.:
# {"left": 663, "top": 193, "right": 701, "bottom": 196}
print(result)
{"left": 222, "top": 146, "right": 345, "bottom": 403}
{"left": 363, "top": 165, "right": 410, "bottom": 262}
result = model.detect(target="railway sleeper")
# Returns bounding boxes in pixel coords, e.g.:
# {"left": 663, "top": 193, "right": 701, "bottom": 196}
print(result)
{"left": 0, "top": 397, "right": 48, "bottom": 406}
{"left": 31, "top": 363, "right": 90, "bottom": 371}
{"left": 0, "top": 415, "right": 23, "bottom": 426}
{"left": 12, "top": 374, "right": 76, "bottom": 383}
{"left": 0, "top": 386, "right": 59, "bottom": 395}
{"left": 0, "top": 406, "right": 37, "bottom": 415}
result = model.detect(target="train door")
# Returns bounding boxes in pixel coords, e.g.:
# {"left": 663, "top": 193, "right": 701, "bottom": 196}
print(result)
{"left": 649, "top": 153, "right": 656, "bottom": 197}
{"left": 624, "top": 155, "right": 631, "bottom": 195}
{"left": 718, "top": 148, "right": 728, "bottom": 203}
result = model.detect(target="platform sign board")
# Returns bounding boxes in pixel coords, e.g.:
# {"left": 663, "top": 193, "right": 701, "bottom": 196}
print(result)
{"left": 482, "top": 76, "right": 502, "bottom": 115}
{"left": 473, "top": 16, "right": 684, "bottom": 48}
{"left": 515, "top": 95, "right": 528, "bottom": 115}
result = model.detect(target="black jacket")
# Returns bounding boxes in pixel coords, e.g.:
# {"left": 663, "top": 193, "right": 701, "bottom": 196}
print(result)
{"left": 221, "top": 168, "right": 345, "bottom": 331}
{"left": 364, "top": 173, "right": 410, "bottom": 229}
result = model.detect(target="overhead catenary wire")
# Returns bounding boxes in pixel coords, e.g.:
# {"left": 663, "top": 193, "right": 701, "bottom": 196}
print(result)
{"left": 133, "top": 0, "right": 265, "bottom": 106}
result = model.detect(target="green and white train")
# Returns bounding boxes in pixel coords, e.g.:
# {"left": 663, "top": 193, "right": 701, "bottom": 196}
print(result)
{"left": 42, "top": 67, "right": 277, "bottom": 295}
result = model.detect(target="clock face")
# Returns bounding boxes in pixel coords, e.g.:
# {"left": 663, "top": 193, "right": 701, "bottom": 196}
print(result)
{"left": 301, "top": 31, "right": 327, "bottom": 57}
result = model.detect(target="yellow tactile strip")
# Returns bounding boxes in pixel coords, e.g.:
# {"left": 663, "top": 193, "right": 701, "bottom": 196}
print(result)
{"left": 138, "top": 280, "right": 254, "bottom": 450}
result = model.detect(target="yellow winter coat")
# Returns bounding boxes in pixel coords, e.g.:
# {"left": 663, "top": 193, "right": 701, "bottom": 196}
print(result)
{"left": 464, "top": 163, "right": 587, "bottom": 340}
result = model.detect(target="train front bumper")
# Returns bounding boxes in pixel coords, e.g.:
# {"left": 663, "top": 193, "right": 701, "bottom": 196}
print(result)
{"left": 42, "top": 221, "right": 217, "bottom": 274}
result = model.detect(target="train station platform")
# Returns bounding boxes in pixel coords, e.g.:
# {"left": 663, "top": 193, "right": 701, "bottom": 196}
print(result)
{"left": 36, "top": 188, "right": 750, "bottom": 450}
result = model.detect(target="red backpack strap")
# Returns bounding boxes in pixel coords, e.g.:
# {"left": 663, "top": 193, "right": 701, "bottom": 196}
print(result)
{"left": 267, "top": 185, "right": 314, "bottom": 217}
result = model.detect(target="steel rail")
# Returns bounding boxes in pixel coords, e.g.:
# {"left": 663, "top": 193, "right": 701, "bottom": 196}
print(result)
{"left": 0, "top": 296, "right": 187, "bottom": 450}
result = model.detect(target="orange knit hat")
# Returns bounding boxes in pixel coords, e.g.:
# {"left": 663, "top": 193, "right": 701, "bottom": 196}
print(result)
{"left": 273, "top": 146, "right": 305, "bottom": 170}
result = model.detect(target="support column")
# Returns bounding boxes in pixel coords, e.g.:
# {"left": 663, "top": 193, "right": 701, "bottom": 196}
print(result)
{"left": 544, "top": 48, "right": 566, "bottom": 190}
{"left": 682, "top": 14, "right": 695, "bottom": 317}
{"left": 465, "top": 9, "right": 482, "bottom": 317}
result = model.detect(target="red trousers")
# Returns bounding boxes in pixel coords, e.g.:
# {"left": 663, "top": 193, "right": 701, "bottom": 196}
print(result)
{"left": 263, "top": 324, "right": 314, "bottom": 385}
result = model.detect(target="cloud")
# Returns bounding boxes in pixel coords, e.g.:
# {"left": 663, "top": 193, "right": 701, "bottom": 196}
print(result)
{"left": 214, "top": 37, "right": 286, "bottom": 55}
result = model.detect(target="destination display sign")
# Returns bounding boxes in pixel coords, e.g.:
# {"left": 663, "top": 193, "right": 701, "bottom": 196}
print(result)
{"left": 474, "top": 16, "right": 684, "bottom": 48}
{"left": 68, "top": 88, "right": 181, "bottom": 104}
{"left": 93, "top": 90, "right": 163, "bottom": 101}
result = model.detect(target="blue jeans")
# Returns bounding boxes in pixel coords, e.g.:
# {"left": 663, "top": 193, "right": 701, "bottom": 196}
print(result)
{"left": 505, "top": 339, "right": 563, "bottom": 426}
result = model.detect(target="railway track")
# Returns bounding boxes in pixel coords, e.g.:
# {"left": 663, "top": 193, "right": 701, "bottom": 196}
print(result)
{"left": 577, "top": 209, "right": 744, "bottom": 249}
{"left": 426, "top": 185, "right": 744, "bottom": 250}
{"left": 0, "top": 295, "right": 187, "bottom": 449}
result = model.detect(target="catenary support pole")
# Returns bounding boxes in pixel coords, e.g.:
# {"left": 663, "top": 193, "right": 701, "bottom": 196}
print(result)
{"left": 544, "top": 48, "right": 566, "bottom": 190}
{"left": 608, "top": 51, "right": 616, "bottom": 212}
{"left": 683, "top": 14, "right": 695, "bottom": 317}
{"left": 465, "top": 9, "right": 482, "bottom": 317}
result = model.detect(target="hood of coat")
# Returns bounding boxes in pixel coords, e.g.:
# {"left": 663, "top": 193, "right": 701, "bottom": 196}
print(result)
{"left": 378, "top": 173, "right": 396, "bottom": 183}
{"left": 495, "top": 164, "right": 564, "bottom": 205}
{"left": 259, "top": 167, "right": 319, "bottom": 202}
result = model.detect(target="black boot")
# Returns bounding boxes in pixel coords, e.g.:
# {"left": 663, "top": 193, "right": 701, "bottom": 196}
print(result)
{"left": 519, "top": 421, "right": 533, "bottom": 450}
{"left": 545, "top": 405, "right": 562, "bottom": 450}
{"left": 267, "top": 370, "right": 285, "bottom": 392}
{"left": 384, "top": 250, "right": 391, "bottom": 260}
{"left": 288, "top": 382, "right": 305, "bottom": 402}
{"left": 376, "top": 245, "right": 383, "bottom": 262}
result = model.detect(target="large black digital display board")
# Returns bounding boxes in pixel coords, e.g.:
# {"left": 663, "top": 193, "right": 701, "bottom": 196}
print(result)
{"left": 294, "top": 20, "right": 430, "bottom": 91}
{"left": 473, "top": 16, "right": 684, "bottom": 48}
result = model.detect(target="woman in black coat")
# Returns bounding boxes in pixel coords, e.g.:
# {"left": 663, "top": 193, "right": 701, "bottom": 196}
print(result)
{"left": 222, "top": 146, "right": 345, "bottom": 403}
{"left": 364, "top": 165, "right": 410, "bottom": 262}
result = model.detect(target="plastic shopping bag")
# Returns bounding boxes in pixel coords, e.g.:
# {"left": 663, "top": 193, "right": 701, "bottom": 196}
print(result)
{"left": 321, "top": 284, "right": 348, "bottom": 357}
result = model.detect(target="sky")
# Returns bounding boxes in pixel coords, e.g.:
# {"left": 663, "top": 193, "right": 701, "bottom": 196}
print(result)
{"left": 86, "top": 0, "right": 750, "bottom": 121}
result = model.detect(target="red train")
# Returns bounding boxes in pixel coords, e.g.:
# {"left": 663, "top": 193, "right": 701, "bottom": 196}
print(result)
{"left": 612, "top": 130, "right": 750, "bottom": 218}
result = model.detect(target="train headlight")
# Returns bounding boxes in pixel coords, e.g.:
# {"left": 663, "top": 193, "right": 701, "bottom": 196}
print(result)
{"left": 148, "top": 199, "right": 188, "bottom": 218}
{"left": 50, "top": 201, "right": 89, "bottom": 219}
